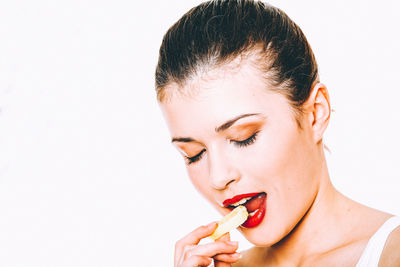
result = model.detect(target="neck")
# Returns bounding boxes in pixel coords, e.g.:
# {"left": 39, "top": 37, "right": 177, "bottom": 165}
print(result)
{"left": 268, "top": 155, "right": 357, "bottom": 265}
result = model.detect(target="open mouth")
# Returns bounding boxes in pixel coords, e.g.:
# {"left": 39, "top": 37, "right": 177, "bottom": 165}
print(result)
{"left": 223, "top": 192, "right": 267, "bottom": 228}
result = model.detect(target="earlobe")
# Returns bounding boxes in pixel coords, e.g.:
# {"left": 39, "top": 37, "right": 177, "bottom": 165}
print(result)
{"left": 307, "top": 83, "right": 331, "bottom": 143}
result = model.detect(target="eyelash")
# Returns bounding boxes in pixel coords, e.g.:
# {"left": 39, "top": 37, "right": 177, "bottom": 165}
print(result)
{"left": 186, "top": 149, "right": 206, "bottom": 165}
{"left": 185, "top": 132, "right": 259, "bottom": 165}
{"left": 231, "top": 132, "right": 259, "bottom": 147}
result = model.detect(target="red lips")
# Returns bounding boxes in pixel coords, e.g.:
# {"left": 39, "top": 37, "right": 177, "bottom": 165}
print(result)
{"left": 223, "top": 192, "right": 267, "bottom": 228}
{"left": 223, "top": 192, "right": 260, "bottom": 207}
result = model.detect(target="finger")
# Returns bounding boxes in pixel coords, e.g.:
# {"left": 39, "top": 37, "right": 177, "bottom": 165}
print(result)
{"left": 213, "top": 252, "right": 241, "bottom": 263}
{"left": 175, "top": 222, "right": 218, "bottom": 264}
{"left": 177, "top": 245, "right": 195, "bottom": 266}
{"left": 182, "top": 255, "right": 213, "bottom": 267}
{"left": 176, "top": 222, "right": 218, "bottom": 248}
{"left": 214, "top": 259, "right": 232, "bottom": 267}
{"left": 183, "top": 240, "right": 238, "bottom": 261}
{"left": 215, "top": 232, "right": 230, "bottom": 242}
{"left": 214, "top": 233, "right": 235, "bottom": 267}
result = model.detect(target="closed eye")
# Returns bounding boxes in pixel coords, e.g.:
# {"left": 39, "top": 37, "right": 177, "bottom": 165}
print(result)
{"left": 231, "top": 132, "right": 259, "bottom": 147}
{"left": 185, "top": 149, "right": 206, "bottom": 165}
{"left": 184, "top": 132, "right": 258, "bottom": 165}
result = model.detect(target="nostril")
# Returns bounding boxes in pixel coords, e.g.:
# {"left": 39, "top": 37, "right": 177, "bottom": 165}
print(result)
{"left": 207, "top": 147, "right": 240, "bottom": 190}
{"left": 226, "top": 179, "right": 235, "bottom": 187}
{"left": 209, "top": 162, "right": 241, "bottom": 190}
{"left": 210, "top": 177, "right": 236, "bottom": 190}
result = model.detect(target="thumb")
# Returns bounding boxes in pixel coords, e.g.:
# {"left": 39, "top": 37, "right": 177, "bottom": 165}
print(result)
{"left": 216, "top": 233, "right": 230, "bottom": 242}
{"left": 214, "top": 233, "right": 232, "bottom": 267}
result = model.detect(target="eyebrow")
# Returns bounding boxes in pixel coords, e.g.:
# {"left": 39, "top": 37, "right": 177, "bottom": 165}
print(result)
{"left": 215, "top": 113, "right": 261, "bottom": 133}
{"left": 171, "top": 137, "right": 195, "bottom": 143}
{"left": 171, "top": 113, "right": 261, "bottom": 143}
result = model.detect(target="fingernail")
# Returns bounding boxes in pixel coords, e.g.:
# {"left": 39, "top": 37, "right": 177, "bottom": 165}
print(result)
{"left": 233, "top": 252, "right": 242, "bottom": 259}
{"left": 206, "top": 222, "right": 217, "bottom": 227}
{"left": 227, "top": 241, "right": 238, "bottom": 246}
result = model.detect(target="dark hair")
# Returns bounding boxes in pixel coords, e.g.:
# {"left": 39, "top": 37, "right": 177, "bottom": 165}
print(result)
{"left": 155, "top": 0, "right": 319, "bottom": 116}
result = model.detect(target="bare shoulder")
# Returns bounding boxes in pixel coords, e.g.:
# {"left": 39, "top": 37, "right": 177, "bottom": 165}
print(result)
{"left": 232, "top": 246, "right": 270, "bottom": 267}
{"left": 379, "top": 225, "right": 400, "bottom": 267}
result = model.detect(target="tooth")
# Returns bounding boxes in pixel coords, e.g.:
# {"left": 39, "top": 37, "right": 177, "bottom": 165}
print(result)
{"left": 231, "top": 197, "right": 252, "bottom": 207}
{"left": 249, "top": 209, "right": 259, "bottom": 216}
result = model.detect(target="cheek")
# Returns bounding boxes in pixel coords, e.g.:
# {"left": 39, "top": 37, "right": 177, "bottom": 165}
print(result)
{"left": 186, "top": 162, "right": 212, "bottom": 198}
{"left": 238, "top": 123, "right": 315, "bottom": 199}
{"left": 239, "top": 129, "right": 318, "bottom": 245}
{"left": 258, "top": 128, "right": 318, "bottom": 221}
{"left": 235, "top": 127, "right": 299, "bottom": 179}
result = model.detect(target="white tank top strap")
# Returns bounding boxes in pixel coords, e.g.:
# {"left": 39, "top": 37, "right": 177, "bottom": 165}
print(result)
{"left": 356, "top": 216, "right": 400, "bottom": 267}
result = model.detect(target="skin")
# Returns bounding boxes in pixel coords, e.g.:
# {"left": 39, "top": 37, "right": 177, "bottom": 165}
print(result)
{"left": 160, "top": 57, "right": 400, "bottom": 267}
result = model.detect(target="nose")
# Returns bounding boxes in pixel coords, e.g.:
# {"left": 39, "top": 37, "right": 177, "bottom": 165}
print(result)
{"left": 207, "top": 145, "right": 241, "bottom": 190}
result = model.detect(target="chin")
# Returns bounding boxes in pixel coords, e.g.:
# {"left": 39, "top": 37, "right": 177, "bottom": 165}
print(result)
{"left": 239, "top": 217, "right": 294, "bottom": 247}
{"left": 240, "top": 230, "right": 276, "bottom": 246}
{"left": 238, "top": 222, "right": 277, "bottom": 246}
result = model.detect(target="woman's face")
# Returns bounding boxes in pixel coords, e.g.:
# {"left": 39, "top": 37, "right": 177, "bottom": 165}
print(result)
{"left": 160, "top": 62, "right": 321, "bottom": 246}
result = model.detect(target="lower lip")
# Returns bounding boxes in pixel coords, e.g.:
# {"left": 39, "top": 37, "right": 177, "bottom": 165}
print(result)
{"left": 242, "top": 194, "right": 267, "bottom": 228}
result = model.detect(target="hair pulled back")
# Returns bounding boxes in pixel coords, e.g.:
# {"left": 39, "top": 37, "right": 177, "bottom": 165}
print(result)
{"left": 155, "top": 0, "right": 319, "bottom": 113}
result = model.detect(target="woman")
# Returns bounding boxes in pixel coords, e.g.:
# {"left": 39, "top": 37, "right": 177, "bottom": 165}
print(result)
{"left": 155, "top": 0, "right": 400, "bottom": 266}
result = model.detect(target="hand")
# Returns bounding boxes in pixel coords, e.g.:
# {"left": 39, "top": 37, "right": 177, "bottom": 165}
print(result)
{"left": 174, "top": 222, "right": 241, "bottom": 267}
{"left": 213, "top": 233, "right": 237, "bottom": 267}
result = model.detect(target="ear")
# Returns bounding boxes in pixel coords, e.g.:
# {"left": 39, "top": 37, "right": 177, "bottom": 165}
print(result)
{"left": 304, "top": 83, "right": 331, "bottom": 144}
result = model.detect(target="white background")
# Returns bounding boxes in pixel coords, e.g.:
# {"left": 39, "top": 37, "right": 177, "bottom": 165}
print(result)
{"left": 0, "top": 0, "right": 399, "bottom": 266}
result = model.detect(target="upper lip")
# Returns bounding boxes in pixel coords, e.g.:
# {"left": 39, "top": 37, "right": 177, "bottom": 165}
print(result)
{"left": 222, "top": 192, "right": 263, "bottom": 208}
